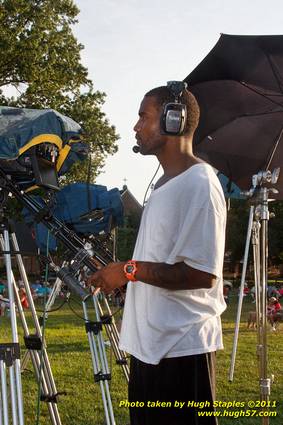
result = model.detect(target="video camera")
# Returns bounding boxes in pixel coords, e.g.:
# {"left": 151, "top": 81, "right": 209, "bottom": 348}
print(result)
{"left": 0, "top": 106, "right": 88, "bottom": 192}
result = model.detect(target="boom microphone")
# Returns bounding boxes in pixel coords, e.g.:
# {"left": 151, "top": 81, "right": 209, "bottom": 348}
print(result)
{"left": 132, "top": 145, "right": 140, "bottom": 153}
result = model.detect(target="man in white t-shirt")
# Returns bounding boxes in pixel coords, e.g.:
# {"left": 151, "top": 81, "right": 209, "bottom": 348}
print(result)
{"left": 87, "top": 82, "right": 227, "bottom": 425}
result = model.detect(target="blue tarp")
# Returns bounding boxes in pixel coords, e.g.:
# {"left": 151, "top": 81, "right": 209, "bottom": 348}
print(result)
{"left": 0, "top": 106, "right": 81, "bottom": 159}
{"left": 0, "top": 106, "right": 88, "bottom": 178}
{"left": 23, "top": 183, "right": 124, "bottom": 252}
{"left": 217, "top": 173, "right": 245, "bottom": 199}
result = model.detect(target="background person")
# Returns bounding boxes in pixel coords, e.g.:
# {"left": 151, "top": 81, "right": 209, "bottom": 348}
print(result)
{"left": 87, "top": 82, "right": 227, "bottom": 425}
{"left": 19, "top": 287, "right": 29, "bottom": 309}
{"left": 267, "top": 297, "right": 282, "bottom": 330}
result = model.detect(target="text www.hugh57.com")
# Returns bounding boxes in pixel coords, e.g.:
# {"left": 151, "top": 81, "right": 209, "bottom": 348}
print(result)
{"left": 198, "top": 410, "right": 277, "bottom": 418}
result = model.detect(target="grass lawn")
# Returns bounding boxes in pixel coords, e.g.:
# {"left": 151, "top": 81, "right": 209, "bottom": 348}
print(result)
{"left": 0, "top": 292, "right": 282, "bottom": 424}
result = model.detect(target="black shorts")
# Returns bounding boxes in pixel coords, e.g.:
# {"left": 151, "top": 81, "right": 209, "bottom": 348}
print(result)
{"left": 128, "top": 352, "right": 218, "bottom": 425}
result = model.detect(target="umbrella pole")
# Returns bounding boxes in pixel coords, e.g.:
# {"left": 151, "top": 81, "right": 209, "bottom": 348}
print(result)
{"left": 253, "top": 187, "right": 272, "bottom": 425}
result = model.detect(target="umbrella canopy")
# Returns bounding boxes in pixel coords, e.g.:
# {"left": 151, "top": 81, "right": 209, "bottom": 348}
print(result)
{"left": 184, "top": 34, "right": 283, "bottom": 198}
{"left": 187, "top": 34, "right": 283, "bottom": 92}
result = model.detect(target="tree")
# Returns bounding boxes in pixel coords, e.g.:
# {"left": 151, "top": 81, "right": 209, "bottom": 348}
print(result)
{"left": 226, "top": 198, "right": 283, "bottom": 272}
{"left": 225, "top": 199, "right": 250, "bottom": 268}
{"left": 0, "top": 0, "right": 119, "bottom": 181}
{"left": 117, "top": 213, "right": 140, "bottom": 261}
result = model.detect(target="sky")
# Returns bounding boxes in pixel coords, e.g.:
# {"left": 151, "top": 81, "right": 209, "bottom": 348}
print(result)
{"left": 73, "top": 0, "right": 283, "bottom": 203}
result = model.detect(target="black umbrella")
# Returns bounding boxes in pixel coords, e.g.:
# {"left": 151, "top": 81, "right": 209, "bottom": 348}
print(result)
{"left": 184, "top": 34, "right": 283, "bottom": 198}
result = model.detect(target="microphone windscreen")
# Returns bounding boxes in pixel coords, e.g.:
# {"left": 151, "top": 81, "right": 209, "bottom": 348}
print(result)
{"left": 132, "top": 145, "right": 140, "bottom": 153}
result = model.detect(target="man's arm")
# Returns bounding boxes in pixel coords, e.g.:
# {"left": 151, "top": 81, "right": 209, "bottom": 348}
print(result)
{"left": 87, "top": 261, "right": 216, "bottom": 294}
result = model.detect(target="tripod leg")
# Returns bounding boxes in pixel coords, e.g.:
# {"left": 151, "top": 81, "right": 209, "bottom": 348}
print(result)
{"left": 2, "top": 230, "right": 25, "bottom": 425}
{"left": 92, "top": 297, "right": 116, "bottom": 425}
{"left": 9, "top": 233, "right": 62, "bottom": 425}
{"left": 82, "top": 301, "right": 116, "bottom": 425}
{"left": 97, "top": 295, "right": 129, "bottom": 382}
{"left": 20, "top": 351, "right": 30, "bottom": 372}
{"left": 259, "top": 215, "right": 271, "bottom": 424}
{"left": 229, "top": 206, "right": 254, "bottom": 381}
{"left": 45, "top": 271, "right": 65, "bottom": 314}
{"left": 0, "top": 360, "right": 9, "bottom": 425}
{"left": 9, "top": 364, "right": 18, "bottom": 425}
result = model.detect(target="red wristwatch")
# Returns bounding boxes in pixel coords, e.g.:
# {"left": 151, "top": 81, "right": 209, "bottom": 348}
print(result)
{"left": 124, "top": 260, "right": 138, "bottom": 282}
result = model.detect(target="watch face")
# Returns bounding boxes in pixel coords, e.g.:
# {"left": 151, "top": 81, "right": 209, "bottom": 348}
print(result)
{"left": 126, "top": 265, "right": 134, "bottom": 273}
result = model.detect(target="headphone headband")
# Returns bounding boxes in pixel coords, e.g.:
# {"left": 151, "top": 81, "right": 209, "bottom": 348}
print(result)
{"left": 162, "top": 81, "right": 188, "bottom": 135}
{"left": 167, "top": 81, "right": 188, "bottom": 102}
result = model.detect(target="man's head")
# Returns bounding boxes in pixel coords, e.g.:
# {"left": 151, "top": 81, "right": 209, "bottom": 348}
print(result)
{"left": 134, "top": 85, "right": 200, "bottom": 156}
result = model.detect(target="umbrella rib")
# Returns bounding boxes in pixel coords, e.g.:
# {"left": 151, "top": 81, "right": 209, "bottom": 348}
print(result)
{"left": 242, "top": 110, "right": 283, "bottom": 118}
{"left": 240, "top": 82, "right": 283, "bottom": 109}
{"left": 262, "top": 49, "right": 283, "bottom": 94}
{"left": 264, "top": 126, "right": 283, "bottom": 172}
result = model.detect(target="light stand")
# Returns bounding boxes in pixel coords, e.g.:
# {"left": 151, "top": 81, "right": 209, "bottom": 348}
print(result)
{"left": 229, "top": 168, "right": 280, "bottom": 424}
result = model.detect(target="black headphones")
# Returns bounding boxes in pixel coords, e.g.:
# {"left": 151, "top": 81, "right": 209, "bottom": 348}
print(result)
{"left": 162, "top": 81, "right": 188, "bottom": 135}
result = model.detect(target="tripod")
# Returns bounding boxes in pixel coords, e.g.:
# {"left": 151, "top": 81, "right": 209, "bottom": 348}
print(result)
{"left": 46, "top": 256, "right": 128, "bottom": 425}
{"left": 0, "top": 169, "right": 130, "bottom": 422}
{"left": 83, "top": 295, "right": 116, "bottom": 425}
{"left": 45, "top": 272, "right": 129, "bottom": 382}
{"left": 229, "top": 169, "right": 280, "bottom": 425}
{"left": 0, "top": 224, "right": 24, "bottom": 425}
{"left": 0, "top": 225, "right": 62, "bottom": 425}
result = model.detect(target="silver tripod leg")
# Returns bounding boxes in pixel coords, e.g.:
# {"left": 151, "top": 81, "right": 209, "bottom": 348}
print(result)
{"left": 97, "top": 295, "right": 129, "bottom": 382}
{"left": 82, "top": 297, "right": 116, "bottom": 425}
{"left": 0, "top": 229, "right": 25, "bottom": 425}
{"left": 45, "top": 277, "right": 63, "bottom": 313}
{"left": 229, "top": 206, "right": 254, "bottom": 381}
{"left": 8, "top": 233, "right": 62, "bottom": 425}
{"left": 0, "top": 359, "right": 9, "bottom": 425}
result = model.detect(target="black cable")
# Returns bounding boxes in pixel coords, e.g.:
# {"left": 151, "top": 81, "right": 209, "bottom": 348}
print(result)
{"left": 86, "top": 155, "right": 92, "bottom": 212}
{"left": 35, "top": 299, "right": 67, "bottom": 313}
{"left": 142, "top": 162, "right": 161, "bottom": 208}
{"left": 67, "top": 298, "right": 86, "bottom": 321}
{"left": 68, "top": 294, "right": 124, "bottom": 321}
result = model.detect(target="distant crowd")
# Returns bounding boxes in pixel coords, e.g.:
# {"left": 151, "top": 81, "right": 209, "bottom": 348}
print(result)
{"left": 0, "top": 278, "right": 52, "bottom": 316}
{"left": 223, "top": 280, "right": 283, "bottom": 331}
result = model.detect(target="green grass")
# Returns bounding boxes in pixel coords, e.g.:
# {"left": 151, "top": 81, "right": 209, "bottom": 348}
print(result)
{"left": 0, "top": 293, "right": 282, "bottom": 424}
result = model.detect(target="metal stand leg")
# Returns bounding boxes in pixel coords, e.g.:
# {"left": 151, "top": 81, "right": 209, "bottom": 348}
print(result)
{"left": 0, "top": 231, "right": 62, "bottom": 425}
{"left": 83, "top": 297, "right": 116, "bottom": 425}
{"left": 11, "top": 233, "right": 62, "bottom": 425}
{"left": 45, "top": 277, "right": 64, "bottom": 314}
{"left": 0, "top": 227, "right": 25, "bottom": 425}
{"left": 97, "top": 295, "right": 129, "bottom": 382}
{"left": 229, "top": 206, "right": 254, "bottom": 381}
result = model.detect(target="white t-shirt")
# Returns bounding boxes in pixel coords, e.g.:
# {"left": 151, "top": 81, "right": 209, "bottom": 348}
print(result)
{"left": 119, "top": 163, "right": 227, "bottom": 365}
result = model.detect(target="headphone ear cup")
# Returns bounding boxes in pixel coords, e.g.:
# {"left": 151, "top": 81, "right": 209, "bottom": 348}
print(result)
{"left": 162, "top": 103, "right": 187, "bottom": 135}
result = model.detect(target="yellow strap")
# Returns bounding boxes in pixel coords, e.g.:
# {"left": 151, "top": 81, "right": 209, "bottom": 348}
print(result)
{"left": 57, "top": 145, "right": 71, "bottom": 171}
{"left": 18, "top": 134, "right": 63, "bottom": 155}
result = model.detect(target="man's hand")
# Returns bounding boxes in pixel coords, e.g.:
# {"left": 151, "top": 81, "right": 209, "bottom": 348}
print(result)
{"left": 86, "top": 262, "right": 127, "bottom": 294}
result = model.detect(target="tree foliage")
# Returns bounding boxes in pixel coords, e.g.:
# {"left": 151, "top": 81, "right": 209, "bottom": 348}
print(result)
{"left": 225, "top": 199, "right": 250, "bottom": 266}
{"left": 117, "top": 213, "right": 140, "bottom": 261}
{"left": 0, "top": 0, "right": 119, "bottom": 181}
{"left": 226, "top": 198, "right": 283, "bottom": 269}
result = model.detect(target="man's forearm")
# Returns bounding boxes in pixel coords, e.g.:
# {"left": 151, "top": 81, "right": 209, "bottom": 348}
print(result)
{"left": 86, "top": 260, "right": 216, "bottom": 294}
{"left": 134, "top": 261, "right": 216, "bottom": 290}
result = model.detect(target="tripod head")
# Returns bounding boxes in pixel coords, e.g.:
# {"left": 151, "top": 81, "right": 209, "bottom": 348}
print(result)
{"left": 241, "top": 168, "right": 280, "bottom": 202}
